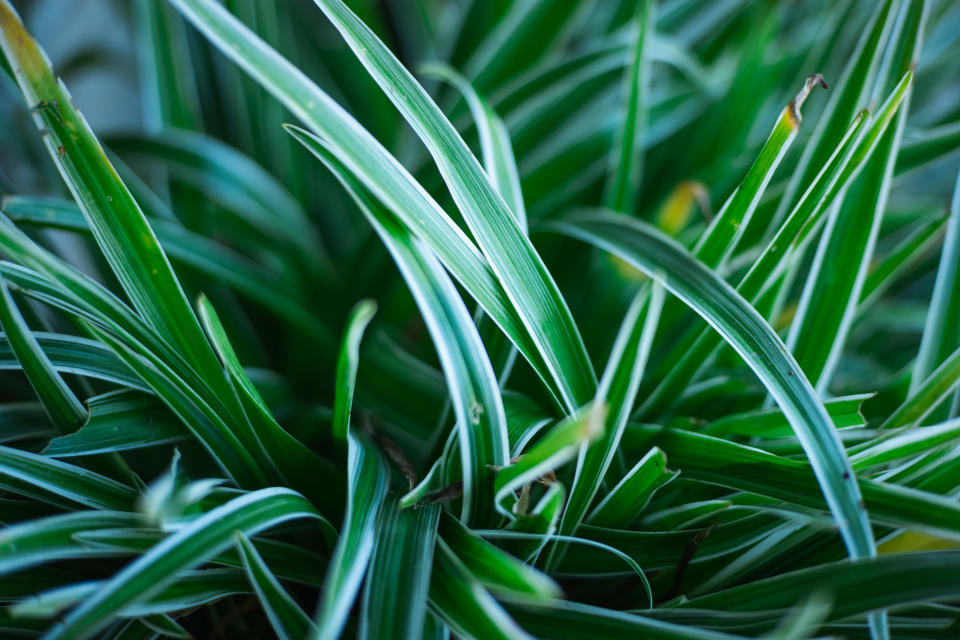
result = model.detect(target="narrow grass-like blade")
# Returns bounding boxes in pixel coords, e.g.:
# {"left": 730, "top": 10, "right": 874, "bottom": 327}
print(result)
{"left": 104, "top": 131, "right": 326, "bottom": 267}
{"left": 0, "top": 512, "right": 140, "bottom": 577}
{"left": 429, "top": 540, "right": 532, "bottom": 640}
{"left": 786, "top": 0, "right": 926, "bottom": 391}
{"left": 546, "top": 212, "right": 877, "bottom": 563}
{"left": 671, "top": 550, "right": 960, "bottom": 623}
{"left": 309, "top": 0, "right": 597, "bottom": 411}
{"left": 166, "top": 0, "right": 565, "bottom": 409}
{"left": 44, "top": 390, "right": 184, "bottom": 457}
{"left": 494, "top": 404, "right": 605, "bottom": 518}
{"left": 850, "top": 418, "right": 960, "bottom": 470}
{"left": 769, "top": 0, "right": 898, "bottom": 231}
{"left": 882, "top": 345, "right": 960, "bottom": 430}
{"left": 694, "top": 74, "right": 824, "bottom": 268}
{"left": 135, "top": 0, "right": 202, "bottom": 131}
{"left": 438, "top": 512, "right": 559, "bottom": 602}
{"left": 0, "top": 445, "right": 135, "bottom": 510}
{"left": 360, "top": 497, "right": 440, "bottom": 640}
{"left": 0, "top": 1, "right": 231, "bottom": 396}
{"left": 896, "top": 119, "right": 960, "bottom": 175}
{"left": 641, "top": 72, "right": 910, "bottom": 417}
{"left": 3, "top": 196, "right": 322, "bottom": 340}
{"left": 588, "top": 446, "right": 676, "bottom": 529}
{"left": 620, "top": 423, "right": 960, "bottom": 540}
{"left": 332, "top": 300, "right": 376, "bottom": 442}
{"left": 506, "top": 599, "right": 743, "bottom": 640}
{"left": 45, "top": 488, "right": 324, "bottom": 640}
{"left": 0, "top": 331, "right": 142, "bottom": 390}
{"left": 88, "top": 324, "right": 268, "bottom": 488}
{"left": 859, "top": 211, "right": 947, "bottom": 311}
{"left": 0, "top": 277, "right": 85, "bottom": 433}
{"left": 421, "top": 63, "right": 526, "bottom": 231}
{"left": 603, "top": 0, "right": 652, "bottom": 213}
{"left": 196, "top": 294, "right": 341, "bottom": 515}
{"left": 553, "top": 285, "right": 663, "bottom": 565}
{"left": 913, "top": 167, "right": 960, "bottom": 419}
{"left": 703, "top": 394, "right": 871, "bottom": 437}
{"left": 235, "top": 532, "right": 317, "bottom": 640}
{"left": 289, "top": 127, "right": 508, "bottom": 523}
{"left": 312, "top": 431, "right": 388, "bottom": 640}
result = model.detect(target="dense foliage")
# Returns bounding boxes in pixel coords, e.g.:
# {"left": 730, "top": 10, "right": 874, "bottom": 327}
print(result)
{"left": 0, "top": 0, "right": 959, "bottom": 638}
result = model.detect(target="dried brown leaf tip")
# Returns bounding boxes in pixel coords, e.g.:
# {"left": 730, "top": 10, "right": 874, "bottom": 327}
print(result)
{"left": 786, "top": 72, "right": 829, "bottom": 128}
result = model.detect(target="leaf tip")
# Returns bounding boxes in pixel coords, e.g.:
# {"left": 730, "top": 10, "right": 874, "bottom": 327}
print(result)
{"left": 786, "top": 73, "right": 828, "bottom": 128}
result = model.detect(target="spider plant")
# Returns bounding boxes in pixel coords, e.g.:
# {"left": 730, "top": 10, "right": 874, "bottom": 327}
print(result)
{"left": 0, "top": 0, "right": 959, "bottom": 638}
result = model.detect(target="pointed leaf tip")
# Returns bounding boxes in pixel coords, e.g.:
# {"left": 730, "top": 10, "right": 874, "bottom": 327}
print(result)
{"left": 788, "top": 73, "right": 829, "bottom": 127}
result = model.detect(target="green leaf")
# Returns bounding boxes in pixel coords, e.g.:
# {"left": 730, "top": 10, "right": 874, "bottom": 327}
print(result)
{"left": 506, "top": 598, "right": 744, "bottom": 640}
{"left": 421, "top": 63, "right": 526, "bottom": 231}
{"left": 914, "top": 166, "right": 960, "bottom": 420}
{"left": 553, "top": 284, "right": 663, "bottom": 564}
{"left": 642, "top": 72, "right": 910, "bottom": 417}
{"left": 134, "top": 0, "right": 202, "bottom": 131}
{"left": 309, "top": 0, "right": 597, "bottom": 412}
{"left": 0, "top": 511, "right": 141, "bottom": 577}
{"left": 769, "top": 0, "right": 899, "bottom": 232}
{"left": 0, "top": 445, "right": 135, "bottom": 510}
{"left": 0, "top": 276, "right": 86, "bottom": 433}
{"left": 45, "top": 488, "right": 324, "bottom": 640}
{"left": 859, "top": 211, "right": 948, "bottom": 312}
{"left": 494, "top": 404, "right": 605, "bottom": 518}
{"left": 3, "top": 196, "right": 324, "bottom": 340}
{"left": 0, "top": 402, "right": 51, "bottom": 444}
{"left": 882, "top": 345, "right": 960, "bottom": 430}
{"left": 104, "top": 130, "right": 327, "bottom": 269}
{"left": 87, "top": 323, "right": 269, "bottom": 489}
{"left": 619, "top": 423, "right": 960, "bottom": 541}
{"left": 43, "top": 390, "right": 184, "bottom": 457}
{"left": 166, "top": 0, "right": 566, "bottom": 410}
{"left": 429, "top": 540, "right": 532, "bottom": 640}
{"left": 0, "top": 1, "right": 232, "bottom": 399}
{"left": 235, "top": 532, "right": 317, "bottom": 640}
{"left": 850, "top": 418, "right": 960, "bottom": 470}
{"left": 438, "top": 511, "right": 560, "bottom": 602}
{"left": 896, "top": 119, "right": 960, "bottom": 176}
{"left": 545, "top": 211, "right": 877, "bottom": 563}
{"left": 669, "top": 550, "right": 960, "bottom": 625}
{"left": 694, "top": 74, "right": 825, "bottom": 268}
{"left": 196, "top": 294, "right": 342, "bottom": 516}
{"left": 312, "top": 431, "right": 388, "bottom": 640}
{"left": 588, "top": 446, "right": 676, "bottom": 529}
{"left": 287, "top": 128, "right": 508, "bottom": 524}
{"left": 785, "top": 0, "right": 926, "bottom": 391}
{"left": 501, "top": 482, "right": 565, "bottom": 562}
{"left": 603, "top": 0, "right": 652, "bottom": 213}
{"left": 12, "top": 570, "right": 249, "bottom": 620}
{"left": 360, "top": 496, "right": 440, "bottom": 640}
{"left": 703, "top": 394, "right": 871, "bottom": 438}
{"left": 332, "top": 300, "right": 376, "bottom": 442}
{"left": 0, "top": 330, "right": 143, "bottom": 391}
